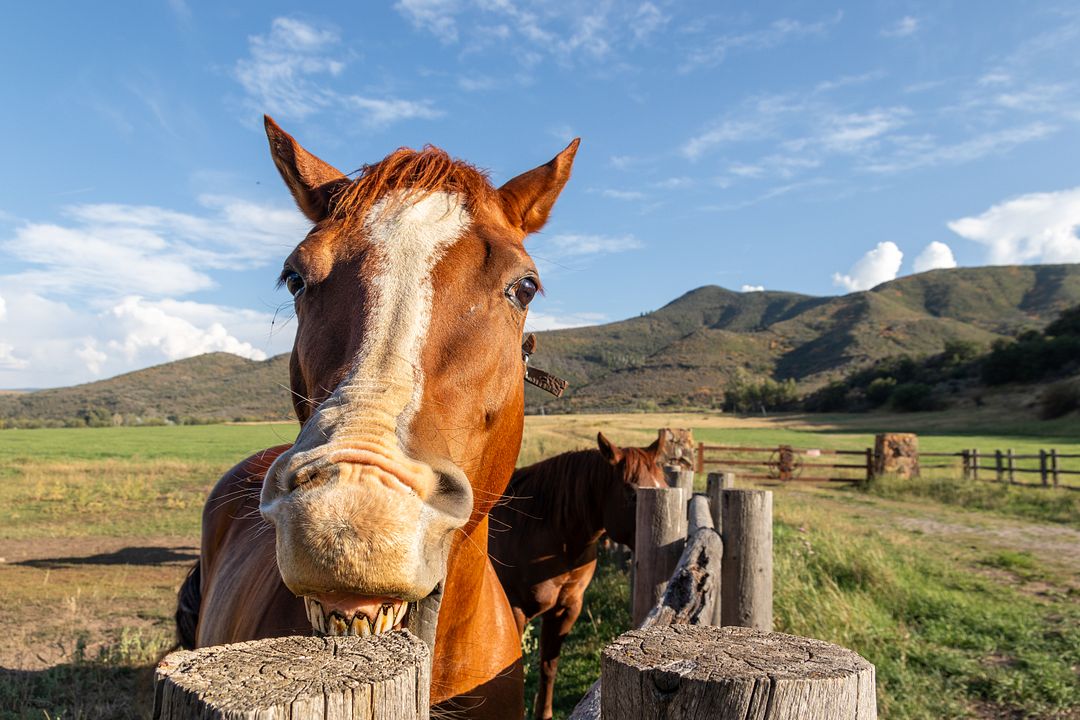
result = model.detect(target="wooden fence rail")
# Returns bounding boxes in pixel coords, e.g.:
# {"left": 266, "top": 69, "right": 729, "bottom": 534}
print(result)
{"left": 696, "top": 443, "right": 872, "bottom": 483}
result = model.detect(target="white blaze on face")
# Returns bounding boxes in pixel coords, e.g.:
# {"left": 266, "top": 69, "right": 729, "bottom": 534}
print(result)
{"left": 339, "top": 191, "right": 470, "bottom": 446}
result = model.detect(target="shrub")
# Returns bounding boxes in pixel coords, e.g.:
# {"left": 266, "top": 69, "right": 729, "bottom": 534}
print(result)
{"left": 866, "top": 377, "right": 897, "bottom": 407}
{"left": 1039, "top": 380, "right": 1080, "bottom": 420}
{"left": 890, "top": 382, "right": 940, "bottom": 412}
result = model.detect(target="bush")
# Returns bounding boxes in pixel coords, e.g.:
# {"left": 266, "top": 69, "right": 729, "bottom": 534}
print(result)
{"left": 1039, "top": 380, "right": 1080, "bottom": 420}
{"left": 866, "top": 377, "right": 897, "bottom": 407}
{"left": 890, "top": 382, "right": 940, "bottom": 412}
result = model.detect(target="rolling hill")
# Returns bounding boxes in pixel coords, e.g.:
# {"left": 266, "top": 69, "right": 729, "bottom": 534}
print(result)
{"left": 3, "top": 264, "right": 1079, "bottom": 425}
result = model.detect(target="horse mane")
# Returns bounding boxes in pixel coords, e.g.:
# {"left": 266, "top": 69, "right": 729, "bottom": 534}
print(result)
{"left": 502, "top": 447, "right": 658, "bottom": 535}
{"left": 331, "top": 145, "right": 497, "bottom": 224}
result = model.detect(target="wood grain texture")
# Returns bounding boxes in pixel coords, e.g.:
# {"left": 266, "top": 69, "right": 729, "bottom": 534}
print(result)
{"left": 153, "top": 633, "right": 430, "bottom": 719}
{"left": 602, "top": 625, "right": 876, "bottom": 719}
{"left": 663, "top": 465, "right": 695, "bottom": 498}
{"left": 705, "top": 472, "right": 734, "bottom": 535}
{"left": 632, "top": 487, "right": 687, "bottom": 626}
{"left": 720, "top": 488, "right": 773, "bottom": 631}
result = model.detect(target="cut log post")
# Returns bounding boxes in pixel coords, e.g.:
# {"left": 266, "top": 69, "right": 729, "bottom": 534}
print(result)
{"left": 873, "top": 433, "right": 919, "bottom": 479}
{"left": 706, "top": 471, "right": 734, "bottom": 534}
{"left": 570, "top": 510, "right": 724, "bottom": 719}
{"left": 632, "top": 486, "right": 688, "bottom": 627}
{"left": 687, "top": 493, "right": 712, "bottom": 535}
{"left": 601, "top": 625, "right": 876, "bottom": 719}
{"left": 153, "top": 633, "right": 429, "bottom": 720}
{"left": 663, "top": 464, "right": 695, "bottom": 499}
{"left": 721, "top": 489, "right": 773, "bottom": 631}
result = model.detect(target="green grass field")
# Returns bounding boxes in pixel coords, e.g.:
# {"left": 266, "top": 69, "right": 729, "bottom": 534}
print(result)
{"left": 1, "top": 412, "right": 1078, "bottom": 719}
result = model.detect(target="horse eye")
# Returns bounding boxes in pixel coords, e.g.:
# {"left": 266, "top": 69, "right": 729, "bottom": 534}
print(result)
{"left": 283, "top": 270, "right": 305, "bottom": 298}
{"left": 512, "top": 277, "right": 538, "bottom": 308}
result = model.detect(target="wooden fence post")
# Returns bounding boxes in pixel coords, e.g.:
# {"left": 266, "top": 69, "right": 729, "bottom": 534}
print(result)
{"left": 1006, "top": 448, "right": 1015, "bottom": 484}
{"left": 962, "top": 450, "right": 970, "bottom": 480}
{"left": 600, "top": 626, "right": 876, "bottom": 720}
{"left": 995, "top": 450, "right": 1004, "bottom": 483}
{"left": 865, "top": 447, "right": 873, "bottom": 483}
{"left": 720, "top": 489, "right": 773, "bottom": 631}
{"left": 633, "top": 487, "right": 688, "bottom": 627}
{"left": 1040, "top": 450, "right": 1049, "bottom": 487}
{"left": 972, "top": 449, "right": 980, "bottom": 481}
{"left": 154, "top": 634, "right": 429, "bottom": 719}
{"left": 706, "top": 472, "right": 734, "bottom": 533}
{"left": 1050, "top": 449, "right": 1059, "bottom": 488}
{"left": 663, "top": 465, "right": 695, "bottom": 498}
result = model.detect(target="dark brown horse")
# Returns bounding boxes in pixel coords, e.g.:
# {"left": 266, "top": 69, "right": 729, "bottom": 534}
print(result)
{"left": 489, "top": 433, "right": 666, "bottom": 720}
{"left": 177, "top": 116, "right": 579, "bottom": 719}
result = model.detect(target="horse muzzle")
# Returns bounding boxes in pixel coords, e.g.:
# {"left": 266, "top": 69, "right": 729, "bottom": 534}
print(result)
{"left": 260, "top": 444, "right": 472, "bottom": 643}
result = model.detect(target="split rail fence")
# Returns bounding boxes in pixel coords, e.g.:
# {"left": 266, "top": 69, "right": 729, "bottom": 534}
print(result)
{"left": 696, "top": 443, "right": 873, "bottom": 484}
{"left": 923, "top": 449, "right": 1080, "bottom": 490}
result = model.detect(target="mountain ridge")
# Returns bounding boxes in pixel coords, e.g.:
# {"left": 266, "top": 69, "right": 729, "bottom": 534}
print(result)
{"left": 3, "top": 263, "right": 1079, "bottom": 424}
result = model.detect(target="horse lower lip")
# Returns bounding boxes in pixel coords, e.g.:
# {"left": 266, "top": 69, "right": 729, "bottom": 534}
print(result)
{"left": 304, "top": 596, "right": 408, "bottom": 637}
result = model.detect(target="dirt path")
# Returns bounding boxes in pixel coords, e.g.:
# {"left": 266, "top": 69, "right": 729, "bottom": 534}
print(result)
{"left": 0, "top": 535, "right": 197, "bottom": 670}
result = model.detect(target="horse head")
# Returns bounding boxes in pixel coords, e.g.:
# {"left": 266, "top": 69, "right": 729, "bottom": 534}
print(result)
{"left": 258, "top": 116, "right": 578, "bottom": 644}
{"left": 596, "top": 431, "right": 666, "bottom": 549}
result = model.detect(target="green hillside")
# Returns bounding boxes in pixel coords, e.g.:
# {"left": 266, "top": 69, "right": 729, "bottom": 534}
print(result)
{"left": 2, "top": 264, "right": 1079, "bottom": 425}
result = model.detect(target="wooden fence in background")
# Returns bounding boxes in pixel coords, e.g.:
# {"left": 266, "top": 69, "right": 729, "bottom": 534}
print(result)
{"left": 696, "top": 443, "right": 873, "bottom": 484}
{"left": 923, "top": 449, "right": 1080, "bottom": 490}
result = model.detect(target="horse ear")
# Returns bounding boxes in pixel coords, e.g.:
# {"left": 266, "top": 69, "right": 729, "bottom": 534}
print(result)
{"left": 646, "top": 437, "right": 661, "bottom": 457}
{"left": 498, "top": 138, "right": 580, "bottom": 235}
{"left": 265, "top": 115, "right": 349, "bottom": 223}
{"left": 597, "top": 432, "right": 622, "bottom": 465}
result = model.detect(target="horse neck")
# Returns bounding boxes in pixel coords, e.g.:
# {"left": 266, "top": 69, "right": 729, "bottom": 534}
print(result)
{"left": 515, "top": 449, "right": 618, "bottom": 551}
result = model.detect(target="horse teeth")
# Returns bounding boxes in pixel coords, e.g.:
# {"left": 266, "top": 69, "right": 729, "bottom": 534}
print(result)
{"left": 330, "top": 614, "right": 348, "bottom": 636}
{"left": 352, "top": 614, "right": 372, "bottom": 636}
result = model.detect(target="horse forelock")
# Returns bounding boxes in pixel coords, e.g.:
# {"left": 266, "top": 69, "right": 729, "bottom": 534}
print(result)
{"left": 330, "top": 146, "right": 497, "bottom": 228}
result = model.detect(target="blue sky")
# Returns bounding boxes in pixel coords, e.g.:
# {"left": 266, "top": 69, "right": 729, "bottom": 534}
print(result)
{"left": 2, "top": 1, "right": 1080, "bottom": 388}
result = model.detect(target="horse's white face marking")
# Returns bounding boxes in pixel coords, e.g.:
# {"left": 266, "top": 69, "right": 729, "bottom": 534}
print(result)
{"left": 345, "top": 191, "right": 470, "bottom": 446}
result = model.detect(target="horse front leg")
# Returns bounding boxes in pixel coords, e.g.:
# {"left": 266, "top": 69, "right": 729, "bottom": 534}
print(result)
{"left": 533, "top": 598, "right": 583, "bottom": 720}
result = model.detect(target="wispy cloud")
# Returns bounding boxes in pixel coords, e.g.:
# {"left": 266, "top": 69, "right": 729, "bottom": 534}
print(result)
{"left": 540, "top": 233, "right": 643, "bottom": 257}
{"left": 599, "top": 189, "right": 647, "bottom": 201}
{"left": 865, "top": 122, "right": 1057, "bottom": 174}
{"left": 680, "top": 12, "right": 842, "bottom": 73}
{"left": 235, "top": 17, "right": 441, "bottom": 127}
{"left": 947, "top": 186, "right": 1080, "bottom": 264}
{"left": 525, "top": 310, "right": 607, "bottom": 331}
{"left": 832, "top": 241, "right": 903, "bottom": 292}
{"left": 882, "top": 16, "right": 919, "bottom": 38}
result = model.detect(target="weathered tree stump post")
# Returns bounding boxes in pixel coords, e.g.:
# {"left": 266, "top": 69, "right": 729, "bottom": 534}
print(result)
{"left": 601, "top": 625, "right": 876, "bottom": 719}
{"left": 154, "top": 633, "right": 430, "bottom": 720}
{"left": 721, "top": 489, "right": 772, "bottom": 631}
{"left": 706, "top": 471, "right": 734, "bottom": 534}
{"left": 663, "top": 464, "right": 695, "bottom": 498}
{"left": 873, "top": 433, "right": 919, "bottom": 479}
{"left": 632, "top": 486, "right": 688, "bottom": 627}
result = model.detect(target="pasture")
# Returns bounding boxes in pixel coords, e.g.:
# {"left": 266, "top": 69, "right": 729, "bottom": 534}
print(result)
{"left": 1, "top": 412, "right": 1078, "bottom": 719}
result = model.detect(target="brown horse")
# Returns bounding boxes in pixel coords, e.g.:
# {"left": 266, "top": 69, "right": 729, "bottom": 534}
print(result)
{"left": 177, "top": 116, "right": 579, "bottom": 719}
{"left": 489, "top": 433, "right": 666, "bottom": 720}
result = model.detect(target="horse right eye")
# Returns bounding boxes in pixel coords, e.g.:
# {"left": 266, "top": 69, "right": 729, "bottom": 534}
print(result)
{"left": 283, "top": 270, "right": 305, "bottom": 297}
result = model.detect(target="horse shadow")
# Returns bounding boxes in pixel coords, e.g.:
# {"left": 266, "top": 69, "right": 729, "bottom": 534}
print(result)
{"left": 15, "top": 546, "right": 198, "bottom": 569}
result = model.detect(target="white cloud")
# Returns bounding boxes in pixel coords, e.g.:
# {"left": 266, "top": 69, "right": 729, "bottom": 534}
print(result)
{"left": 2, "top": 196, "right": 308, "bottom": 298}
{"left": 0, "top": 192, "right": 305, "bottom": 388}
{"left": 912, "top": 241, "right": 958, "bottom": 273}
{"left": 882, "top": 16, "right": 919, "bottom": 38}
{"left": 395, "top": 0, "right": 460, "bottom": 43}
{"left": 632, "top": 3, "right": 668, "bottom": 42}
{"left": 681, "top": 13, "right": 842, "bottom": 72}
{"left": 947, "top": 186, "right": 1080, "bottom": 264}
{"left": 0, "top": 286, "right": 289, "bottom": 388}
{"left": 235, "top": 17, "right": 441, "bottom": 127}
{"left": 741, "top": 285, "right": 765, "bottom": 292}
{"left": 541, "top": 234, "right": 643, "bottom": 257}
{"left": 600, "top": 189, "right": 646, "bottom": 201}
{"left": 832, "top": 241, "right": 904, "bottom": 292}
{"left": 525, "top": 310, "right": 607, "bottom": 331}
{"left": 682, "top": 119, "right": 766, "bottom": 159}
{"left": 107, "top": 297, "right": 269, "bottom": 363}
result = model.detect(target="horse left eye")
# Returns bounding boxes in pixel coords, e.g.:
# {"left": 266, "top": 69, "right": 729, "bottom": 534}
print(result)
{"left": 511, "top": 277, "right": 538, "bottom": 308}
